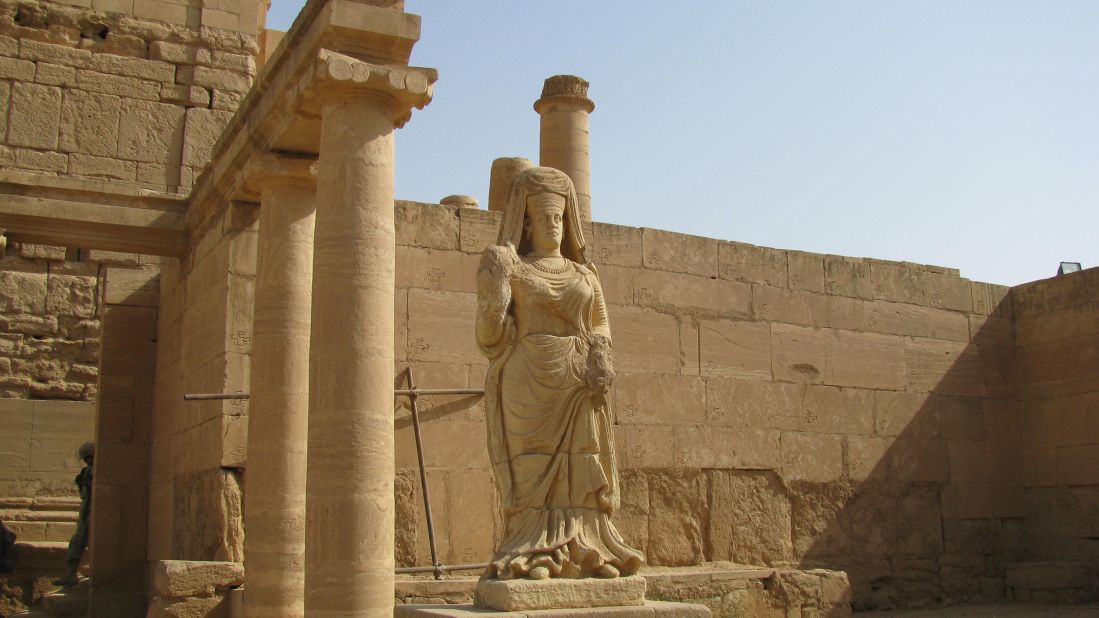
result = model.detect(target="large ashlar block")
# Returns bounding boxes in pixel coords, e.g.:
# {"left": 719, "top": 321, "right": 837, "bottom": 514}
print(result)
{"left": 844, "top": 434, "right": 891, "bottom": 480}
{"left": 705, "top": 379, "right": 801, "bottom": 430}
{"left": 647, "top": 470, "right": 706, "bottom": 565}
{"left": 593, "top": 223, "right": 643, "bottom": 267}
{"left": 619, "top": 424, "right": 677, "bottom": 469}
{"left": 396, "top": 201, "right": 460, "bottom": 251}
{"left": 698, "top": 319, "right": 771, "bottom": 380}
{"left": 397, "top": 601, "right": 711, "bottom": 617}
{"left": 0, "top": 398, "right": 33, "bottom": 470}
{"left": 595, "top": 265, "right": 635, "bottom": 306}
{"left": 971, "top": 281, "right": 1011, "bottom": 317}
{"left": 458, "top": 208, "right": 500, "bottom": 254}
{"left": 59, "top": 89, "right": 121, "bottom": 156}
{"left": 873, "top": 391, "right": 938, "bottom": 437}
{"left": 635, "top": 270, "right": 749, "bottom": 318}
{"left": 780, "top": 432, "right": 843, "bottom": 482}
{"left": 182, "top": 107, "right": 234, "bottom": 169}
{"left": 865, "top": 301, "right": 969, "bottom": 343}
{"left": 886, "top": 437, "right": 949, "bottom": 482}
{"left": 870, "top": 262, "right": 930, "bottom": 306}
{"left": 787, "top": 251, "right": 824, "bottom": 294}
{"left": 607, "top": 307, "right": 680, "bottom": 375}
{"left": 753, "top": 285, "right": 866, "bottom": 334}
{"left": 708, "top": 470, "right": 793, "bottom": 565}
{"left": 1015, "top": 301, "right": 1099, "bottom": 347}
{"left": 408, "top": 289, "right": 481, "bottom": 364}
{"left": 641, "top": 229, "right": 718, "bottom": 278}
{"left": 396, "top": 246, "right": 480, "bottom": 293}
{"left": 615, "top": 373, "right": 705, "bottom": 426}
{"left": 904, "top": 337, "right": 981, "bottom": 396}
{"left": 153, "top": 559, "right": 244, "bottom": 598}
{"left": 0, "top": 265, "right": 48, "bottom": 313}
{"left": 117, "top": 98, "right": 187, "bottom": 165}
{"left": 8, "top": 82, "right": 62, "bottom": 149}
{"left": 674, "top": 424, "right": 779, "bottom": 470}
{"left": 800, "top": 385, "right": 874, "bottom": 435}
{"left": 928, "top": 272, "right": 973, "bottom": 312}
{"left": 824, "top": 255, "right": 872, "bottom": 299}
{"left": 771, "top": 324, "right": 905, "bottom": 390}
{"left": 45, "top": 273, "right": 99, "bottom": 318}
{"left": 719, "top": 242, "right": 787, "bottom": 287}
{"left": 475, "top": 576, "right": 645, "bottom": 612}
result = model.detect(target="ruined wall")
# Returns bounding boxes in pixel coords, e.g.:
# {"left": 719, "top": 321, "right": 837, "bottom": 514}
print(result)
{"left": 148, "top": 201, "right": 253, "bottom": 564}
{"left": 1014, "top": 268, "right": 1099, "bottom": 593}
{"left": 0, "top": 0, "right": 259, "bottom": 193}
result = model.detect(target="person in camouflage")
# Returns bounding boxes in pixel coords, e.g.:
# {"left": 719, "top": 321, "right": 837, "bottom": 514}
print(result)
{"left": 54, "top": 442, "right": 93, "bottom": 587}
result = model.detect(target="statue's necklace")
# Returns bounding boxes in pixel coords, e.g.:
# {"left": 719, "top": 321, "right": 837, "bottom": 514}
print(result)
{"left": 526, "top": 257, "right": 574, "bottom": 275}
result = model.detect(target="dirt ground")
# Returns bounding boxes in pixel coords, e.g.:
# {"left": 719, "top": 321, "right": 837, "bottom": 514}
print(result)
{"left": 857, "top": 603, "right": 1099, "bottom": 617}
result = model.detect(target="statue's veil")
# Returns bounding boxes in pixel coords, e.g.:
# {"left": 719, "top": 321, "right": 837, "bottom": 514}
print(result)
{"left": 495, "top": 167, "right": 587, "bottom": 264}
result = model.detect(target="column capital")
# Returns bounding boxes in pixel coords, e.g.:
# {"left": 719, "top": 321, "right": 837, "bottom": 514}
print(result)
{"left": 309, "top": 49, "right": 437, "bottom": 128}
{"left": 243, "top": 153, "right": 317, "bottom": 196}
{"left": 534, "top": 74, "right": 595, "bottom": 114}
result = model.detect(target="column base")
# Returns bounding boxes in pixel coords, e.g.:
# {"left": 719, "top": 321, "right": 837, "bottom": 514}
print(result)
{"left": 474, "top": 576, "right": 645, "bottom": 612}
{"left": 395, "top": 600, "right": 712, "bottom": 617}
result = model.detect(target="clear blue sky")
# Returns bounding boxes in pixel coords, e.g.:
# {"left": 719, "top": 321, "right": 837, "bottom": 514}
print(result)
{"left": 267, "top": 1, "right": 1099, "bottom": 287}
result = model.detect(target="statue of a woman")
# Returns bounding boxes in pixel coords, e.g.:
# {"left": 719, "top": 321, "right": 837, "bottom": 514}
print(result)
{"left": 475, "top": 167, "right": 644, "bottom": 581}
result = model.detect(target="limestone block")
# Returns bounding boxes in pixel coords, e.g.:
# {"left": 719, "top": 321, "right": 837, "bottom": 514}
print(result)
{"left": 475, "top": 576, "right": 645, "bottom": 611}
{"left": 705, "top": 379, "right": 801, "bottom": 430}
{"left": 642, "top": 229, "right": 718, "bottom": 278}
{"left": 620, "top": 424, "right": 677, "bottom": 469}
{"left": 2, "top": 313, "right": 59, "bottom": 335}
{"left": 894, "top": 485, "right": 943, "bottom": 555}
{"left": 146, "top": 594, "right": 226, "bottom": 618}
{"left": 397, "top": 601, "right": 711, "bottom": 617}
{"left": 88, "top": 52, "right": 176, "bottom": 82}
{"left": 873, "top": 391, "right": 938, "bottom": 437}
{"left": 844, "top": 435, "right": 890, "bottom": 480}
{"left": 19, "top": 40, "right": 90, "bottom": 67}
{"left": 753, "top": 285, "right": 867, "bottom": 332}
{"left": 77, "top": 69, "right": 162, "bottom": 101}
{"left": 0, "top": 398, "right": 33, "bottom": 469}
{"left": 396, "top": 201, "right": 460, "bottom": 250}
{"left": 787, "top": 251, "right": 824, "bottom": 294}
{"left": 596, "top": 265, "right": 635, "bottom": 306}
{"left": 615, "top": 373, "right": 705, "bottom": 426}
{"left": 593, "top": 223, "right": 643, "bottom": 267}
{"left": 928, "top": 272, "right": 973, "bottom": 312}
{"left": 870, "top": 263, "right": 929, "bottom": 306}
{"left": 824, "top": 256, "right": 872, "bottom": 299}
{"left": 707, "top": 470, "right": 792, "bottom": 565}
{"left": 443, "top": 469, "right": 497, "bottom": 564}
{"left": 209, "top": 51, "right": 255, "bottom": 75}
{"left": 865, "top": 301, "right": 969, "bottom": 342}
{"left": 1005, "top": 561, "right": 1093, "bottom": 591}
{"left": 0, "top": 81, "right": 10, "bottom": 138}
{"left": 457, "top": 207, "right": 499, "bottom": 253}
{"left": 201, "top": 8, "right": 240, "bottom": 32}
{"left": 904, "top": 337, "right": 980, "bottom": 395}
{"left": 971, "top": 281, "right": 1011, "bottom": 317}
{"left": 800, "top": 385, "right": 874, "bottom": 435}
{"left": 160, "top": 84, "right": 210, "bottom": 107}
{"left": 69, "top": 153, "right": 137, "bottom": 180}
{"left": 407, "top": 288, "right": 480, "bottom": 364}
{"left": 13, "top": 147, "right": 68, "bottom": 172}
{"left": 676, "top": 425, "right": 779, "bottom": 470}
{"left": 45, "top": 273, "right": 98, "bottom": 318}
{"left": 678, "top": 320, "right": 699, "bottom": 376}
{"left": 150, "top": 41, "right": 211, "bottom": 65}
{"left": 780, "top": 432, "right": 842, "bottom": 482}
{"left": 773, "top": 324, "right": 905, "bottom": 390}
{"left": 719, "top": 242, "right": 787, "bottom": 287}
{"left": 210, "top": 90, "right": 242, "bottom": 111}
{"left": 635, "top": 270, "right": 749, "bottom": 318}
{"left": 0, "top": 268, "right": 47, "bottom": 313}
{"left": 0, "top": 56, "right": 36, "bottom": 81}
{"left": 887, "top": 437, "right": 949, "bottom": 482}
{"left": 0, "top": 35, "right": 16, "bottom": 56}
{"left": 105, "top": 267, "right": 160, "bottom": 306}
{"left": 7, "top": 82, "right": 62, "bottom": 149}
{"left": 132, "top": 0, "right": 191, "bottom": 26}
{"left": 182, "top": 107, "right": 234, "bottom": 168}
{"left": 647, "top": 470, "right": 706, "bottom": 565}
{"left": 177, "top": 65, "right": 251, "bottom": 93}
{"left": 118, "top": 98, "right": 186, "bottom": 165}
{"left": 698, "top": 319, "right": 771, "bottom": 380}
{"left": 607, "top": 307, "right": 680, "bottom": 374}
{"left": 396, "top": 247, "right": 479, "bottom": 293}
{"left": 57, "top": 89, "right": 121, "bottom": 156}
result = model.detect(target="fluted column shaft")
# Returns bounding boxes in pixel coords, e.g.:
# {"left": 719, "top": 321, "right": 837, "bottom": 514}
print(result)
{"left": 243, "top": 158, "right": 316, "bottom": 618}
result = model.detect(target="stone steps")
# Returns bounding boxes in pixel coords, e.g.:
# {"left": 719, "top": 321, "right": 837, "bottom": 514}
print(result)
{"left": 0, "top": 496, "right": 81, "bottom": 543}
{"left": 10, "top": 579, "right": 88, "bottom": 617}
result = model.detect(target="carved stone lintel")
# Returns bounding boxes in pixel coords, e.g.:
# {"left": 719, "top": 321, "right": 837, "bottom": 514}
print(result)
{"left": 309, "top": 49, "right": 437, "bottom": 128}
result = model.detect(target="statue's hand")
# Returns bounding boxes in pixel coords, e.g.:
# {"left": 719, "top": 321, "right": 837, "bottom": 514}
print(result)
{"left": 586, "top": 334, "right": 615, "bottom": 407}
{"left": 478, "top": 244, "right": 520, "bottom": 288}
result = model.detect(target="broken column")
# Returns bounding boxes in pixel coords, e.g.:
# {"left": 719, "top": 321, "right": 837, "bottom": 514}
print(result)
{"left": 534, "top": 75, "right": 595, "bottom": 222}
{"left": 487, "top": 157, "right": 532, "bottom": 213}
{"left": 242, "top": 154, "right": 316, "bottom": 618}
{"left": 304, "top": 49, "right": 434, "bottom": 617}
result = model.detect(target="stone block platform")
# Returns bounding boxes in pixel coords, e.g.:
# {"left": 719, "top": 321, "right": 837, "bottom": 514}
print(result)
{"left": 474, "top": 575, "right": 646, "bottom": 611}
{"left": 395, "top": 600, "right": 711, "bottom": 617}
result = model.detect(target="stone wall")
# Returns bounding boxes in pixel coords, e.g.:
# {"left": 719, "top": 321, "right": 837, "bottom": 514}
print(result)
{"left": 0, "top": 0, "right": 260, "bottom": 193}
{"left": 1014, "top": 268, "right": 1099, "bottom": 588}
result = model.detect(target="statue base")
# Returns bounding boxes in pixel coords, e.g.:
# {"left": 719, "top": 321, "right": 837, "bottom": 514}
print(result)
{"left": 395, "top": 600, "right": 712, "bottom": 617}
{"left": 474, "top": 575, "right": 646, "bottom": 612}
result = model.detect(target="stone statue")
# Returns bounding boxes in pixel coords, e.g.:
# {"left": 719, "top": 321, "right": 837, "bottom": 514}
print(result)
{"left": 475, "top": 166, "right": 644, "bottom": 582}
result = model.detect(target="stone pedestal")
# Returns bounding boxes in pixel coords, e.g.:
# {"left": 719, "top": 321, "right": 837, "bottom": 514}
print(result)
{"left": 395, "top": 601, "right": 712, "bottom": 617}
{"left": 534, "top": 75, "right": 594, "bottom": 222}
{"left": 475, "top": 576, "right": 645, "bottom": 612}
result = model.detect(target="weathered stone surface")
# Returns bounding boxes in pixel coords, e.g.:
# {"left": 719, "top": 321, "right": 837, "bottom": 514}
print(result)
{"left": 705, "top": 379, "right": 801, "bottom": 430}
{"left": 635, "top": 270, "right": 750, "bottom": 318}
{"left": 824, "top": 256, "right": 872, "bottom": 299}
{"left": 698, "top": 319, "right": 771, "bottom": 380}
{"left": 871, "top": 263, "right": 929, "bottom": 306}
{"left": 780, "top": 432, "right": 843, "bottom": 482}
{"left": 8, "top": 82, "right": 62, "bottom": 149}
{"left": 707, "top": 470, "right": 792, "bottom": 565}
{"left": 0, "top": 267, "right": 47, "bottom": 314}
{"left": 647, "top": 471, "right": 705, "bottom": 566}
{"left": 642, "top": 229, "right": 718, "bottom": 278}
{"left": 719, "top": 242, "right": 787, "bottom": 287}
{"left": 397, "top": 600, "right": 711, "bottom": 617}
{"left": 146, "top": 594, "right": 226, "bottom": 618}
{"left": 118, "top": 98, "right": 186, "bottom": 164}
{"left": 475, "top": 576, "right": 645, "bottom": 611}
{"left": 787, "top": 251, "right": 824, "bottom": 294}
{"left": 615, "top": 373, "right": 704, "bottom": 426}
{"left": 771, "top": 324, "right": 905, "bottom": 390}
{"left": 607, "top": 307, "right": 680, "bottom": 374}
{"left": 58, "top": 89, "right": 120, "bottom": 156}
{"left": 69, "top": 152, "right": 137, "bottom": 180}
{"left": 181, "top": 107, "right": 234, "bottom": 168}
{"left": 152, "top": 560, "right": 243, "bottom": 597}
{"left": 396, "top": 201, "right": 459, "bottom": 250}
{"left": 593, "top": 223, "right": 642, "bottom": 267}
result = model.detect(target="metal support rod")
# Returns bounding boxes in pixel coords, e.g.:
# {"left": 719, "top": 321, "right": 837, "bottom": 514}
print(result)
{"left": 395, "top": 562, "right": 488, "bottom": 575}
{"left": 394, "top": 388, "right": 484, "bottom": 396}
{"left": 183, "top": 392, "right": 250, "bottom": 400}
{"left": 407, "top": 366, "right": 443, "bottom": 579}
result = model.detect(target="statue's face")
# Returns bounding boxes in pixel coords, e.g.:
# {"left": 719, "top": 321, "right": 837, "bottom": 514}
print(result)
{"left": 525, "top": 192, "right": 565, "bottom": 253}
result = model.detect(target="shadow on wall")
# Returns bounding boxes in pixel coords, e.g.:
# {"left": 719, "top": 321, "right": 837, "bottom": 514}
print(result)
{"left": 793, "top": 293, "right": 1022, "bottom": 610}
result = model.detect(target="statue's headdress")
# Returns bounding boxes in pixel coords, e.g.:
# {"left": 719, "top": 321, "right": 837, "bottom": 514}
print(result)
{"left": 496, "top": 167, "right": 586, "bottom": 264}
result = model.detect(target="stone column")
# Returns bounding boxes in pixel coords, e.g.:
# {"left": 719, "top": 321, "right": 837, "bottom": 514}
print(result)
{"left": 534, "top": 75, "right": 595, "bottom": 222}
{"left": 242, "top": 155, "right": 316, "bottom": 618}
{"left": 488, "top": 157, "right": 532, "bottom": 213}
{"left": 305, "top": 50, "right": 434, "bottom": 618}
